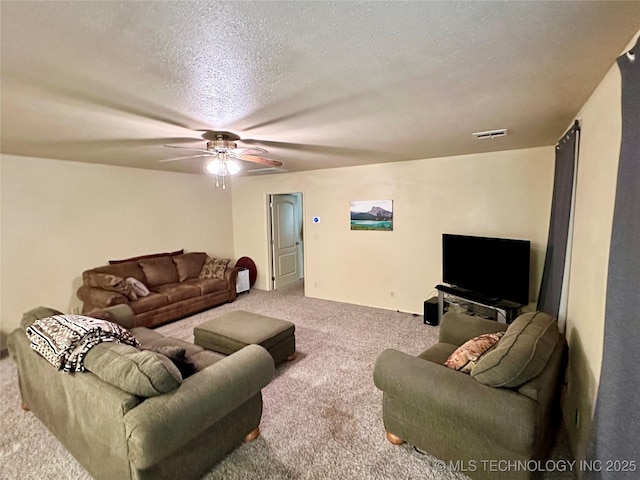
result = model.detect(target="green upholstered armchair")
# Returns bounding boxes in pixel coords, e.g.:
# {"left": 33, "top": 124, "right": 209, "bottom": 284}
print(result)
{"left": 373, "top": 311, "right": 566, "bottom": 480}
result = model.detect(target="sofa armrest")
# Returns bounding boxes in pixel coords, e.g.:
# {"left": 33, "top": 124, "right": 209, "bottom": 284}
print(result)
{"left": 77, "top": 285, "right": 127, "bottom": 311}
{"left": 373, "top": 348, "right": 537, "bottom": 449}
{"left": 439, "top": 312, "right": 507, "bottom": 346}
{"left": 124, "top": 344, "right": 275, "bottom": 470}
{"left": 224, "top": 267, "right": 239, "bottom": 301}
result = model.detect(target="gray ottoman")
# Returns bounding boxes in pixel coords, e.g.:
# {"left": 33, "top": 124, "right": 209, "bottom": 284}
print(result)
{"left": 194, "top": 310, "right": 296, "bottom": 365}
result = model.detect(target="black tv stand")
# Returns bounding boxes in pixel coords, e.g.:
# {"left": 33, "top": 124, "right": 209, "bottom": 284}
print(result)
{"left": 435, "top": 284, "right": 522, "bottom": 323}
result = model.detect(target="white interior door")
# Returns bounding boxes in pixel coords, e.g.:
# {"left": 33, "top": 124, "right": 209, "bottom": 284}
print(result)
{"left": 271, "top": 194, "right": 301, "bottom": 289}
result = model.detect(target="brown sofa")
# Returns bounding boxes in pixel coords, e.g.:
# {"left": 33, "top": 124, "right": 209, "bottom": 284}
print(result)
{"left": 77, "top": 252, "right": 237, "bottom": 328}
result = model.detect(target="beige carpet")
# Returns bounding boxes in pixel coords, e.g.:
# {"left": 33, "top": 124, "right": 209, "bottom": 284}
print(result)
{"left": 0, "top": 280, "right": 575, "bottom": 479}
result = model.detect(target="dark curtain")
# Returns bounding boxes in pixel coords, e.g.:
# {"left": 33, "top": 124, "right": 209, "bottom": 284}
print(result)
{"left": 537, "top": 121, "right": 580, "bottom": 318}
{"left": 586, "top": 40, "right": 640, "bottom": 479}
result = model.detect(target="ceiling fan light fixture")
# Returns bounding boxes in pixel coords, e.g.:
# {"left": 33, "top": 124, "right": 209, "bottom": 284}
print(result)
{"left": 226, "top": 159, "right": 241, "bottom": 175}
{"left": 205, "top": 157, "right": 241, "bottom": 176}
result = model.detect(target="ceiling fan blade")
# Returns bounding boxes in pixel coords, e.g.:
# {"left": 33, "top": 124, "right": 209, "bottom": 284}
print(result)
{"left": 163, "top": 145, "right": 213, "bottom": 155}
{"left": 235, "top": 154, "right": 284, "bottom": 167}
{"left": 230, "top": 147, "right": 269, "bottom": 156}
{"left": 241, "top": 138, "right": 374, "bottom": 156}
{"left": 159, "top": 154, "right": 211, "bottom": 163}
{"left": 26, "top": 137, "right": 203, "bottom": 149}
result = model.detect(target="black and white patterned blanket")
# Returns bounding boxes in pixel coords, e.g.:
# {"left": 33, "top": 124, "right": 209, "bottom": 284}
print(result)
{"left": 26, "top": 314, "right": 140, "bottom": 372}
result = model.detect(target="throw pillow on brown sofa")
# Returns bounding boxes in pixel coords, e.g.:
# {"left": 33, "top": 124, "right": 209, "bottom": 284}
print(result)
{"left": 173, "top": 253, "right": 207, "bottom": 282}
{"left": 199, "top": 256, "right": 230, "bottom": 280}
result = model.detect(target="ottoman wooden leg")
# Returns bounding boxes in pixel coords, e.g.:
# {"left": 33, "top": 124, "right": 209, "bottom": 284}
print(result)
{"left": 21, "top": 402, "right": 30, "bottom": 412}
{"left": 244, "top": 427, "right": 260, "bottom": 442}
{"left": 386, "top": 431, "right": 405, "bottom": 445}
{"left": 286, "top": 353, "right": 296, "bottom": 361}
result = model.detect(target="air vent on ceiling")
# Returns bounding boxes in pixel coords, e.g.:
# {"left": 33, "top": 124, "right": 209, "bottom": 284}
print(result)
{"left": 245, "top": 166, "right": 288, "bottom": 176}
{"left": 472, "top": 128, "right": 508, "bottom": 139}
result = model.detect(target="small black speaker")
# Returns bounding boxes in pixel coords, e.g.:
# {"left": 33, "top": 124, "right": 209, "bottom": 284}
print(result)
{"left": 424, "top": 297, "right": 439, "bottom": 326}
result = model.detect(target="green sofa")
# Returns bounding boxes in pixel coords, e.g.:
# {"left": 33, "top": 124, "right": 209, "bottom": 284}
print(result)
{"left": 8, "top": 304, "right": 275, "bottom": 480}
{"left": 373, "top": 311, "right": 566, "bottom": 480}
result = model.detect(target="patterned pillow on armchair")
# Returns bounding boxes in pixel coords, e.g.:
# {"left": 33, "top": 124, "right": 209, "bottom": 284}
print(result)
{"left": 444, "top": 331, "right": 504, "bottom": 374}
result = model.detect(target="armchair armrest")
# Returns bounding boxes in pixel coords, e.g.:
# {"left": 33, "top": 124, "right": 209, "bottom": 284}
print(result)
{"left": 124, "top": 344, "right": 275, "bottom": 470}
{"left": 77, "top": 285, "right": 127, "bottom": 311}
{"left": 439, "top": 312, "right": 507, "bottom": 346}
{"left": 102, "top": 304, "right": 136, "bottom": 329}
{"left": 373, "top": 348, "right": 536, "bottom": 449}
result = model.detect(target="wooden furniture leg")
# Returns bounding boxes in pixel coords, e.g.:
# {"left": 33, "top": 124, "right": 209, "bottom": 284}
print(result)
{"left": 244, "top": 427, "right": 260, "bottom": 442}
{"left": 21, "top": 402, "right": 30, "bottom": 411}
{"left": 286, "top": 353, "right": 296, "bottom": 361}
{"left": 386, "top": 431, "right": 405, "bottom": 445}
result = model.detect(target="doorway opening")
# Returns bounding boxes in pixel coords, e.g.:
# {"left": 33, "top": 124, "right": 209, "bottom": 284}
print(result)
{"left": 268, "top": 193, "right": 304, "bottom": 291}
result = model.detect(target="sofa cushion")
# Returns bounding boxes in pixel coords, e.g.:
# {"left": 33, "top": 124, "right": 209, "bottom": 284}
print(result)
{"left": 199, "top": 256, "right": 230, "bottom": 280}
{"left": 128, "top": 293, "right": 169, "bottom": 315}
{"left": 444, "top": 332, "right": 504, "bottom": 374}
{"left": 84, "top": 342, "right": 182, "bottom": 397}
{"left": 471, "top": 312, "right": 559, "bottom": 388}
{"left": 183, "top": 277, "right": 228, "bottom": 295}
{"left": 173, "top": 252, "right": 207, "bottom": 282}
{"left": 21, "top": 306, "right": 64, "bottom": 329}
{"left": 139, "top": 257, "right": 179, "bottom": 287}
{"left": 108, "top": 249, "right": 183, "bottom": 265}
{"left": 153, "top": 283, "right": 201, "bottom": 303}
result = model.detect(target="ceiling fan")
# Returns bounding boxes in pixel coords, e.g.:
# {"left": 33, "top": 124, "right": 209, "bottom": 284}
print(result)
{"left": 161, "top": 131, "right": 284, "bottom": 189}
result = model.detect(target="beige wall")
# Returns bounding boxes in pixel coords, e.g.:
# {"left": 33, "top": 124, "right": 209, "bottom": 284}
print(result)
{"left": 232, "top": 146, "right": 554, "bottom": 315}
{"left": 0, "top": 155, "right": 234, "bottom": 349}
{"left": 561, "top": 34, "right": 636, "bottom": 466}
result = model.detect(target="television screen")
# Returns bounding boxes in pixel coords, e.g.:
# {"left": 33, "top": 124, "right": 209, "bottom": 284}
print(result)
{"left": 442, "top": 234, "right": 530, "bottom": 305}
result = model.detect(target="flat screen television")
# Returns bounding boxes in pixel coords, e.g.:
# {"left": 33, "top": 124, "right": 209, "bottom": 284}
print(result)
{"left": 442, "top": 234, "right": 530, "bottom": 305}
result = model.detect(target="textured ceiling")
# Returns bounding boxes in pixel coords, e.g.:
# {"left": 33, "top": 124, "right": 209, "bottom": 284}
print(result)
{"left": 2, "top": 1, "right": 640, "bottom": 176}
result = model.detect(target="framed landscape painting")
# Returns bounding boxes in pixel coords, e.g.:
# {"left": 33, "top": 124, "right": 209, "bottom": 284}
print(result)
{"left": 350, "top": 200, "right": 393, "bottom": 231}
